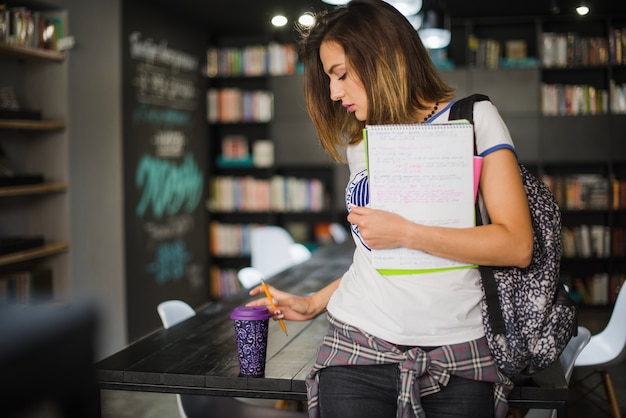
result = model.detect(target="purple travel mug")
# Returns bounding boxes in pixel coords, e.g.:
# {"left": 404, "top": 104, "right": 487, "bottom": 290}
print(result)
{"left": 230, "top": 306, "right": 272, "bottom": 377}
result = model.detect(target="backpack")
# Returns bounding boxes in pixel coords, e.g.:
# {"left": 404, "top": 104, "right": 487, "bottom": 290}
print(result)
{"left": 449, "top": 94, "right": 578, "bottom": 375}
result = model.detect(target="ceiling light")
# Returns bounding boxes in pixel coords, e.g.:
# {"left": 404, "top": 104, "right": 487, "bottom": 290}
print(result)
{"left": 271, "top": 15, "right": 288, "bottom": 27}
{"left": 298, "top": 13, "right": 315, "bottom": 27}
{"left": 385, "top": 0, "right": 422, "bottom": 16}
{"left": 418, "top": 1, "right": 451, "bottom": 49}
{"left": 576, "top": 4, "right": 589, "bottom": 15}
{"left": 321, "top": 0, "right": 350, "bottom": 5}
{"left": 406, "top": 13, "right": 423, "bottom": 30}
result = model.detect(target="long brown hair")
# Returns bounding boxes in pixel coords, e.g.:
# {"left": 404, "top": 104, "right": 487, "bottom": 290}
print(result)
{"left": 298, "top": 0, "right": 455, "bottom": 162}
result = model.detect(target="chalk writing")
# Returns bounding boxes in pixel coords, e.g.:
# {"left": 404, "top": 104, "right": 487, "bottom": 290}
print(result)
{"left": 144, "top": 213, "right": 194, "bottom": 240}
{"left": 152, "top": 130, "right": 186, "bottom": 157}
{"left": 133, "top": 63, "right": 198, "bottom": 110}
{"left": 132, "top": 104, "right": 191, "bottom": 126}
{"left": 129, "top": 32, "right": 198, "bottom": 72}
{"left": 135, "top": 152, "right": 203, "bottom": 218}
{"left": 146, "top": 239, "right": 191, "bottom": 285}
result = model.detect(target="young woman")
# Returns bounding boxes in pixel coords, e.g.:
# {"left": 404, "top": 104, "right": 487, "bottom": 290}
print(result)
{"left": 248, "top": 1, "right": 533, "bottom": 417}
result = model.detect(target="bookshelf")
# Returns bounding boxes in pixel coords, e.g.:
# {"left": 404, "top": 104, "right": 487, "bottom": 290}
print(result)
{"left": 0, "top": 3, "right": 70, "bottom": 304}
{"left": 441, "top": 14, "right": 626, "bottom": 307}
{"left": 205, "top": 41, "right": 337, "bottom": 299}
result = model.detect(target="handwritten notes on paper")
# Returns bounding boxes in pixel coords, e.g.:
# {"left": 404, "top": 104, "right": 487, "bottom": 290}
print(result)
{"left": 365, "top": 122, "right": 475, "bottom": 273}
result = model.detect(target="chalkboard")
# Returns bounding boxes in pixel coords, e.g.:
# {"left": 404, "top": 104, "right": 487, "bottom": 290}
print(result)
{"left": 122, "top": 2, "right": 209, "bottom": 341}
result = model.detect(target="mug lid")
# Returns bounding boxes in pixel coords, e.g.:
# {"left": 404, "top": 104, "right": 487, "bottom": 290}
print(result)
{"left": 230, "top": 306, "right": 272, "bottom": 320}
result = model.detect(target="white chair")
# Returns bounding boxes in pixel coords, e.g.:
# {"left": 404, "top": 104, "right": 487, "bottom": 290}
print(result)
{"left": 572, "top": 288, "right": 626, "bottom": 418}
{"left": 237, "top": 266, "right": 264, "bottom": 289}
{"left": 157, "top": 300, "right": 195, "bottom": 329}
{"left": 523, "top": 326, "right": 592, "bottom": 418}
{"left": 239, "top": 244, "right": 311, "bottom": 290}
{"left": 288, "top": 242, "right": 312, "bottom": 264}
{"left": 251, "top": 226, "right": 309, "bottom": 278}
{"left": 156, "top": 300, "right": 307, "bottom": 418}
{"left": 157, "top": 300, "right": 197, "bottom": 418}
{"left": 329, "top": 222, "right": 349, "bottom": 244}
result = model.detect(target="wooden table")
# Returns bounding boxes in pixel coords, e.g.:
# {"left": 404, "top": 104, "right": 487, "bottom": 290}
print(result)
{"left": 95, "top": 241, "right": 569, "bottom": 416}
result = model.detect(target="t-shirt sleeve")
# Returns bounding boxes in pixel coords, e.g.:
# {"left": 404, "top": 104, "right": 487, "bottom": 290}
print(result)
{"left": 473, "top": 100, "right": 517, "bottom": 159}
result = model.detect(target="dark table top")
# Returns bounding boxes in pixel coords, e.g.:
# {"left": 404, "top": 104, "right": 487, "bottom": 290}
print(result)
{"left": 95, "top": 240, "right": 568, "bottom": 413}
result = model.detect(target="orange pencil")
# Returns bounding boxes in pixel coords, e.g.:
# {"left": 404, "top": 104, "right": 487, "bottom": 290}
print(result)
{"left": 260, "top": 278, "right": 288, "bottom": 336}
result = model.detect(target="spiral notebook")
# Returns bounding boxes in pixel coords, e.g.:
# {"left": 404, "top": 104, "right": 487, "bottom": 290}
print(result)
{"left": 364, "top": 121, "right": 477, "bottom": 274}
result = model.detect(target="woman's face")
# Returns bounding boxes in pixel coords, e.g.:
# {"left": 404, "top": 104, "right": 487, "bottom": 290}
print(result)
{"left": 319, "top": 40, "right": 368, "bottom": 121}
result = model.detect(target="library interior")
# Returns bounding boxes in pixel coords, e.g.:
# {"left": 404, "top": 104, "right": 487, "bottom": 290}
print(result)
{"left": 1, "top": 0, "right": 626, "bottom": 417}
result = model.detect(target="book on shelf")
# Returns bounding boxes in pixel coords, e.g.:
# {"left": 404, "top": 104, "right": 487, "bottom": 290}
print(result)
{"left": 314, "top": 222, "right": 335, "bottom": 246}
{"left": 609, "top": 274, "right": 625, "bottom": 304}
{"left": 205, "top": 43, "right": 298, "bottom": 78}
{"left": 364, "top": 121, "right": 476, "bottom": 273}
{"left": 610, "top": 176, "right": 626, "bottom": 209}
{"left": 573, "top": 273, "right": 610, "bottom": 306}
{"left": 612, "top": 226, "right": 625, "bottom": 257}
{"left": 541, "top": 32, "right": 609, "bottom": 68}
{"left": 209, "top": 266, "right": 241, "bottom": 299}
{"left": 0, "top": 6, "right": 65, "bottom": 51}
{"left": 219, "top": 134, "right": 251, "bottom": 167}
{"left": 208, "top": 175, "right": 327, "bottom": 213}
{"left": 206, "top": 88, "right": 273, "bottom": 123}
{"left": 0, "top": 268, "right": 52, "bottom": 304}
{"left": 542, "top": 173, "right": 610, "bottom": 210}
{"left": 561, "top": 224, "right": 610, "bottom": 258}
{"left": 541, "top": 83, "right": 609, "bottom": 116}
{"left": 505, "top": 39, "right": 527, "bottom": 60}
{"left": 284, "top": 222, "right": 310, "bottom": 244}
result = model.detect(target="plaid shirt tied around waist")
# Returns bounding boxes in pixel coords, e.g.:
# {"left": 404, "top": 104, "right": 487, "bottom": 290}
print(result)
{"left": 305, "top": 314, "right": 512, "bottom": 418}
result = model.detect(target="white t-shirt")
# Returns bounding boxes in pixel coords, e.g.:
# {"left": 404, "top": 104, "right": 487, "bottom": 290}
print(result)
{"left": 326, "top": 100, "right": 516, "bottom": 346}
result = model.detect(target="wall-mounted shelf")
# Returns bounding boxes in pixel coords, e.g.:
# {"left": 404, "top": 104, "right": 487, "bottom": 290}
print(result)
{"left": 0, "top": 5, "right": 70, "bottom": 303}
{"left": 0, "top": 119, "right": 66, "bottom": 130}
{"left": 0, "top": 182, "right": 67, "bottom": 197}
{"left": 0, "top": 43, "right": 65, "bottom": 62}
{"left": 0, "top": 242, "right": 69, "bottom": 267}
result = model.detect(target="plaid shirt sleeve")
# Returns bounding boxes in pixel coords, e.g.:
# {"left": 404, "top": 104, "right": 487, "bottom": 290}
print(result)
{"left": 305, "top": 313, "right": 513, "bottom": 418}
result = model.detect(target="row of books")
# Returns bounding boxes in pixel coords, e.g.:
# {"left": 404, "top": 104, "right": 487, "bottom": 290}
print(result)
{"left": 609, "top": 27, "right": 626, "bottom": 65}
{"left": 0, "top": 5, "right": 63, "bottom": 51}
{"left": 468, "top": 37, "right": 502, "bottom": 70}
{"left": 567, "top": 273, "right": 624, "bottom": 306}
{"left": 562, "top": 224, "right": 611, "bottom": 259}
{"left": 206, "top": 88, "right": 273, "bottom": 123}
{"left": 209, "top": 266, "right": 241, "bottom": 299}
{"left": 609, "top": 80, "right": 626, "bottom": 114}
{"left": 218, "top": 136, "right": 274, "bottom": 168}
{"left": 0, "top": 268, "right": 52, "bottom": 304}
{"left": 613, "top": 227, "right": 626, "bottom": 258}
{"left": 467, "top": 37, "right": 539, "bottom": 70}
{"left": 205, "top": 43, "right": 298, "bottom": 78}
{"left": 208, "top": 175, "right": 327, "bottom": 213}
{"left": 541, "top": 83, "right": 609, "bottom": 116}
{"left": 542, "top": 173, "right": 611, "bottom": 210}
{"left": 613, "top": 178, "right": 626, "bottom": 210}
{"left": 209, "top": 222, "right": 256, "bottom": 257}
{"left": 542, "top": 32, "right": 610, "bottom": 68}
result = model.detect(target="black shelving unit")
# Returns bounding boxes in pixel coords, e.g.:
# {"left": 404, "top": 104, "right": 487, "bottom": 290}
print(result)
{"left": 443, "top": 14, "right": 626, "bottom": 307}
{"left": 205, "top": 41, "right": 338, "bottom": 299}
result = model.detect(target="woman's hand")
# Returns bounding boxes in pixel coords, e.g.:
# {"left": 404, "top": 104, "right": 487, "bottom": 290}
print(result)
{"left": 247, "top": 284, "right": 318, "bottom": 321}
{"left": 347, "top": 205, "right": 409, "bottom": 249}
{"left": 246, "top": 278, "right": 341, "bottom": 322}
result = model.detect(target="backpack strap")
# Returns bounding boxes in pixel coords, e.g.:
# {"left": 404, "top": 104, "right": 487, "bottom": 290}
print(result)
{"left": 449, "top": 94, "right": 506, "bottom": 336}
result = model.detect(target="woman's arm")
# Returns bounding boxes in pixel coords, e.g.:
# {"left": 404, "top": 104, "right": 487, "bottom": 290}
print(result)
{"left": 348, "top": 148, "right": 533, "bottom": 268}
{"left": 246, "top": 278, "right": 342, "bottom": 321}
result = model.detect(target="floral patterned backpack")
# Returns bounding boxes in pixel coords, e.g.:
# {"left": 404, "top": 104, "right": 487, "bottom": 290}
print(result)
{"left": 450, "top": 94, "right": 578, "bottom": 375}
